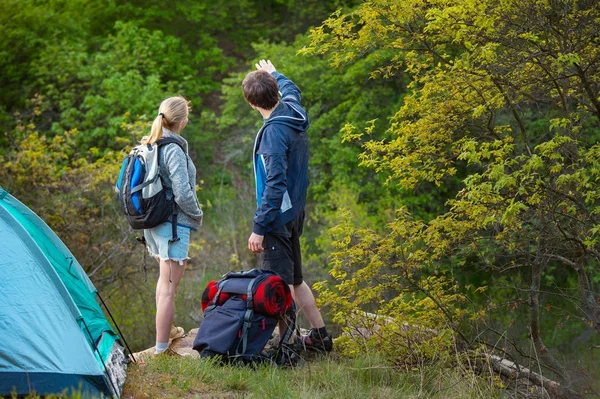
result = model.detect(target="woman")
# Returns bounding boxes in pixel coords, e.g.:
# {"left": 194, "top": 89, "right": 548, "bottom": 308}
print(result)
{"left": 141, "top": 96, "right": 203, "bottom": 357}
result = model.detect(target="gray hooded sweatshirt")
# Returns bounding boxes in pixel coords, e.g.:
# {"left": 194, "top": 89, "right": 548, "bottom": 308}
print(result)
{"left": 158, "top": 128, "right": 203, "bottom": 230}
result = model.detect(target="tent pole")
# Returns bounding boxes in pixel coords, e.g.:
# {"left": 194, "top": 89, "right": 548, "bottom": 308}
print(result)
{"left": 82, "top": 319, "right": 119, "bottom": 398}
{"left": 96, "top": 292, "right": 137, "bottom": 364}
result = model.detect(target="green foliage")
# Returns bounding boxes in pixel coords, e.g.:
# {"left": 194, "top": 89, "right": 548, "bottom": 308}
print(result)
{"left": 118, "top": 0, "right": 362, "bottom": 55}
{"left": 305, "top": 0, "right": 600, "bottom": 389}
{"left": 316, "top": 208, "right": 471, "bottom": 366}
{"left": 33, "top": 20, "right": 219, "bottom": 151}
{"left": 0, "top": 0, "right": 361, "bottom": 141}
{"left": 0, "top": 97, "right": 133, "bottom": 281}
{"left": 0, "top": 0, "right": 119, "bottom": 113}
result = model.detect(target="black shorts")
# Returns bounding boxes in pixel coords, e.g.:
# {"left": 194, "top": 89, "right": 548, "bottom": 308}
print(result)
{"left": 261, "top": 211, "right": 305, "bottom": 285}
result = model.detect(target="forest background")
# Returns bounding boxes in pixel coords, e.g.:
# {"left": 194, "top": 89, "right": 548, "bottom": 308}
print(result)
{"left": 1, "top": 0, "right": 599, "bottom": 397}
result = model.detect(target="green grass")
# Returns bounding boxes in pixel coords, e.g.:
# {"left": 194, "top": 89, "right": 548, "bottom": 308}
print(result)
{"left": 123, "top": 354, "right": 504, "bottom": 399}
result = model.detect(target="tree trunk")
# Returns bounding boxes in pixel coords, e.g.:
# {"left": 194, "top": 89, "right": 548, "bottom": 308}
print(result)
{"left": 529, "top": 261, "right": 570, "bottom": 384}
{"left": 573, "top": 262, "right": 600, "bottom": 334}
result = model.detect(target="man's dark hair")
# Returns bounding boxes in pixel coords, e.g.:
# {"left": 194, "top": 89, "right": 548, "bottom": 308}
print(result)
{"left": 242, "top": 70, "right": 279, "bottom": 109}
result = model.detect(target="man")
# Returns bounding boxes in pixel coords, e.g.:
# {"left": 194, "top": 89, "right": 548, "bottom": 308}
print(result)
{"left": 243, "top": 59, "right": 332, "bottom": 352}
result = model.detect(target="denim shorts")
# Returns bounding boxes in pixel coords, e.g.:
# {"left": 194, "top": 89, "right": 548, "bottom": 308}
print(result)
{"left": 143, "top": 222, "right": 191, "bottom": 265}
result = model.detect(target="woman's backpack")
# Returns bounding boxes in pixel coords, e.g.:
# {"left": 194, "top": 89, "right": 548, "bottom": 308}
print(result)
{"left": 193, "top": 269, "right": 298, "bottom": 366}
{"left": 115, "top": 138, "right": 183, "bottom": 240}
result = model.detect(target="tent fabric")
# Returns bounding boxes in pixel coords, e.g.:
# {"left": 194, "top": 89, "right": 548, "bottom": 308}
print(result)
{"left": 0, "top": 187, "right": 125, "bottom": 397}
{"left": 1, "top": 190, "right": 117, "bottom": 351}
{"left": 0, "top": 373, "right": 108, "bottom": 398}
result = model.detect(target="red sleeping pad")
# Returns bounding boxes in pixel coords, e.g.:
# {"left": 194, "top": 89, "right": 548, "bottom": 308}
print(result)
{"left": 201, "top": 274, "right": 292, "bottom": 318}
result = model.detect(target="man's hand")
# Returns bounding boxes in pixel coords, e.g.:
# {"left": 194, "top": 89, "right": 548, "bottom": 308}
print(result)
{"left": 255, "top": 59, "right": 276, "bottom": 74}
{"left": 248, "top": 232, "right": 265, "bottom": 253}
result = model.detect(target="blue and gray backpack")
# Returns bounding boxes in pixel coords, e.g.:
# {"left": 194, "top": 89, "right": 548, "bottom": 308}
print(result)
{"left": 116, "top": 138, "right": 183, "bottom": 240}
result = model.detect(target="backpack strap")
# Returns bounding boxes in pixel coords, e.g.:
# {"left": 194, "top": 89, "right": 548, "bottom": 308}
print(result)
{"left": 271, "top": 302, "right": 297, "bottom": 367}
{"left": 205, "top": 279, "right": 228, "bottom": 313}
{"left": 155, "top": 137, "right": 187, "bottom": 243}
{"left": 279, "top": 302, "right": 297, "bottom": 347}
{"left": 239, "top": 277, "right": 259, "bottom": 355}
{"left": 169, "top": 203, "right": 179, "bottom": 243}
{"left": 130, "top": 172, "right": 162, "bottom": 194}
{"left": 155, "top": 137, "right": 185, "bottom": 152}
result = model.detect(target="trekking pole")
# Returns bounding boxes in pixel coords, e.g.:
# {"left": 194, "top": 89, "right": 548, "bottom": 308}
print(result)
{"left": 97, "top": 292, "right": 137, "bottom": 364}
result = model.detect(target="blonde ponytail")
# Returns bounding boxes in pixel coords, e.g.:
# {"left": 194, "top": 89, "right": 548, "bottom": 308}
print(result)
{"left": 141, "top": 96, "right": 190, "bottom": 145}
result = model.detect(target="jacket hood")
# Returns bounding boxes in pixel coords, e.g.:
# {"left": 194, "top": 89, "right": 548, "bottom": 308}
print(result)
{"left": 263, "top": 101, "right": 309, "bottom": 132}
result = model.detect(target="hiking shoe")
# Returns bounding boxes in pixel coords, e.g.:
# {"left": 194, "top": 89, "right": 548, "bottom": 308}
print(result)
{"left": 133, "top": 347, "right": 156, "bottom": 363}
{"left": 262, "top": 344, "right": 300, "bottom": 367}
{"left": 295, "top": 329, "right": 333, "bottom": 352}
{"left": 154, "top": 347, "right": 184, "bottom": 358}
{"left": 169, "top": 325, "right": 186, "bottom": 345}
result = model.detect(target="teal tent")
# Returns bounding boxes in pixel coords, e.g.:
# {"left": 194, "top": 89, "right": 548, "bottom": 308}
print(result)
{"left": 0, "top": 187, "right": 127, "bottom": 398}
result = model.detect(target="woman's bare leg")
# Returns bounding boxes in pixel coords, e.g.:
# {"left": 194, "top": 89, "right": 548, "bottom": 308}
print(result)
{"left": 156, "top": 259, "right": 186, "bottom": 344}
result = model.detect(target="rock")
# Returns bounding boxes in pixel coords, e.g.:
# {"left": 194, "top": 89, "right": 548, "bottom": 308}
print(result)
{"left": 131, "top": 328, "right": 200, "bottom": 362}
{"left": 170, "top": 328, "right": 199, "bottom": 352}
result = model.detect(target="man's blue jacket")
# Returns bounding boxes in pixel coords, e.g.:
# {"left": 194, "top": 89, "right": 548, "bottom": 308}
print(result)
{"left": 252, "top": 71, "right": 309, "bottom": 235}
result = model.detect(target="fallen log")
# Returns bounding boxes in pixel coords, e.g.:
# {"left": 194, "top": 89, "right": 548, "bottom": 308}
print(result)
{"left": 483, "top": 355, "right": 583, "bottom": 399}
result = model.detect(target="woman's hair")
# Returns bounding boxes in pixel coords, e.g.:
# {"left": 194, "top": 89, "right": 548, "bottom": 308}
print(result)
{"left": 141, "top": 96, "right": 190, "bottom": 144}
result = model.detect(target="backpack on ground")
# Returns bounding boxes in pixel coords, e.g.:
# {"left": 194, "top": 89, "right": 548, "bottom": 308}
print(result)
{"left": 115, "top": 138, "right": 183, "bottom": 240}
{"left": 193, "top": 269, "right": 298, "bottom": 366}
